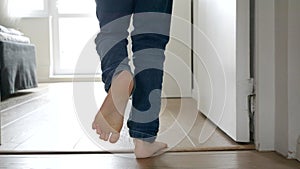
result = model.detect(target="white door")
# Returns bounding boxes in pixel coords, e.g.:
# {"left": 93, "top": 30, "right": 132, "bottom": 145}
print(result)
{"left": 193, "top": 0, "right": 251, "bottom": 142}
{"left": 162, "top": 0, "right": 192, "bottom": 98}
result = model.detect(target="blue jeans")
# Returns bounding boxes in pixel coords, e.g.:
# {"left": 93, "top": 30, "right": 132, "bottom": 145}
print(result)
{"left": 95, "top": 0, "right": 173, "bottom": 142}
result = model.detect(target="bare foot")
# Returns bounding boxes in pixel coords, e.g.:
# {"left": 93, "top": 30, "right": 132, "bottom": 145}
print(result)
{"left": 92, "top": 71, "right": 133, "bottom": 143}
{"left": 134, "top": 139, "right": 168, "bottom": 158}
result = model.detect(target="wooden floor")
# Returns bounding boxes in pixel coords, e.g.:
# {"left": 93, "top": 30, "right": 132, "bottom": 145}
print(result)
{"left": 0, "top": 151, "right": 299, "bottom": 169}
{"left": 0, "top": 83, "right": 253, "bottom": 152}
{"left": 0, "top": 83, "right": 299, "bottom": 168}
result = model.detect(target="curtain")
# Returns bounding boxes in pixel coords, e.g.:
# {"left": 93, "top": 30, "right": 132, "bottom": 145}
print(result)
{"left": 0, "top": 0, "right": 20, "bottom": 27}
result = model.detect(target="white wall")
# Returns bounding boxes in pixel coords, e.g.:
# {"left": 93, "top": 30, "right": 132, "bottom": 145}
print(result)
{"left": 163, "top": 0, "right": 192, "bottom": 97}
{"left": 274, "top": 0, "right": 289, "bottom": 155}
{"left": 274, "top": 0, "right": 300, "bottom": 158}
{"left": 287, "top": 0, "right": 300, "bottom": 159}
{"left": 256, "top": 0, "right": 300, "bottom": 159}
{"left": 18, "top": 17, "right": 52, "bottom": 82}
{"left": 254, "top": 0, "right": 276, "bottom": 151}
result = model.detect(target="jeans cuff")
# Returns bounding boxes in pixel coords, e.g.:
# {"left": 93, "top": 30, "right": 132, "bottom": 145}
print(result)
{"left": 128, "top": 129, "right": 157, "bottom": 143}
{"left": 127, "top": 119, "right": 159, "bottom": 143}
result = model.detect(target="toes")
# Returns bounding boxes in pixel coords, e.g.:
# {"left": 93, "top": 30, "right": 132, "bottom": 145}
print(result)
{"left": 100, "top": 133, "right": 110, "bottom": 141}
{"left": 95, "top": 126, "right": 102, "bottom": 135}
{"left": 96, "top": 129, "right": 102, "bottom": 135}
{"left": 109, "top": 133, "right": 120, "bottom": 143}
{"left": 92, "top": 122, "right": 97, "bottom": 129}
{"left": 93, "top": 123, "right": 101, "bottom": 133}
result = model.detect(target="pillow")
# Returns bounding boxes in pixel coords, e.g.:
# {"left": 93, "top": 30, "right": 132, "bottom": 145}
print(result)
{"left": 7, "top": 28, "right": 24, "bottom": 36}
{"left": 0, "top": 24, "right": 24, "bottom": 36}
{"left": 0, "top": 25, "right": 9, "bottom": 33}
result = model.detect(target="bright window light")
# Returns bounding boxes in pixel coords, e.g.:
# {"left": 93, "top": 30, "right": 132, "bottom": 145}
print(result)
{"left": 58, "top": 17, "right": 99, "bottom": 72}
{"left": 57, "top": 0, "right": 95, "bottom": 14}
{"left": 53, "top": 0, "right": 99, "bottom": 75}
{"left": 8, "top": 0, "right": 46, "bottom": 17}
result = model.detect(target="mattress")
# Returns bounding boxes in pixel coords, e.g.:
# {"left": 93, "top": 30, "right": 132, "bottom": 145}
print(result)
{"left": 0, "top": 40, "right": 38, "bottom": 100}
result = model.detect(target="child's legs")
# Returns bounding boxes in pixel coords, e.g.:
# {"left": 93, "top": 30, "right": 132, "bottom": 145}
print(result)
{"left": 127, "top": 0, "right": 173, "bottom": 143}
{"left": 95, "top": 0, "right": 134, "bottom": 92}
{"left": 127, "top": 49, "right": 165, "bottom": 143}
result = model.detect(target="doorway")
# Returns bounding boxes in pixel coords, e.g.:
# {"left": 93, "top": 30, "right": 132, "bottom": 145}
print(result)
{"left": 0, "top": 0, "right": 255, "bottom": 152}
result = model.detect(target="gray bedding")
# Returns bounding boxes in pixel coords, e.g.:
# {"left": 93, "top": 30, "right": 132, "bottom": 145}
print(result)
{"left": 0, "top": 40, "right": 37, "bottom": 100}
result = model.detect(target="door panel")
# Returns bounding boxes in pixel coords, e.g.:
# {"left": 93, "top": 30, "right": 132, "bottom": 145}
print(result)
{"left": 193, "top": 0, "right": 250, "bottom": 142}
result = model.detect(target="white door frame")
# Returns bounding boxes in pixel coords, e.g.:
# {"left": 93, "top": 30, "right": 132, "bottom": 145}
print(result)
{"left": 254, "top": 0, "right": 276, "bottom": 151}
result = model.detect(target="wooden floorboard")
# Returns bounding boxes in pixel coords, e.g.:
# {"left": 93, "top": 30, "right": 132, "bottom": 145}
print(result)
{"left": 0, "top": 83, "right": 298, "bottom": 168}
{"left": 0, "top": 83, "right": 254, "bottom": 152}
{"left": 0, "top": 151, "right": 299, "bottom": 169}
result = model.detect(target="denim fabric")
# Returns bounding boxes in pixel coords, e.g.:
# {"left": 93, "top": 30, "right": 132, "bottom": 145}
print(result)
{"left": 95, "top": 0, "right": 173, "bottom": 142}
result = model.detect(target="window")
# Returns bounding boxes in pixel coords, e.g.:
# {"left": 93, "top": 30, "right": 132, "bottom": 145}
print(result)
{"left": 52, "top": 0, "right": 100, "bottom": 75}
{"left": 8, "top": 0, "right": 48, "bottom": 17}
{"left": 56, "top": 0, "right": 95, "bottom": 14}
{"left": 8, "top": 0, "right": 100, "bottom": 75}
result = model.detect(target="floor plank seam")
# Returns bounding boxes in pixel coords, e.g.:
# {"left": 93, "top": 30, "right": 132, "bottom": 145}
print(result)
{"left": 1, "top": 103, "right": 49, "bottom": 129}
{"left": 0, "top": 149, "right": 257, "bottom": 155}
{"left": 1, "top": 93, "right": 47, "bottom": 113}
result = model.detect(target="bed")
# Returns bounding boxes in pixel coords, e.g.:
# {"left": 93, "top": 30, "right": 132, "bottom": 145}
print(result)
{"left": 0, "top": 25, "right": 37, "bottom": 101}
